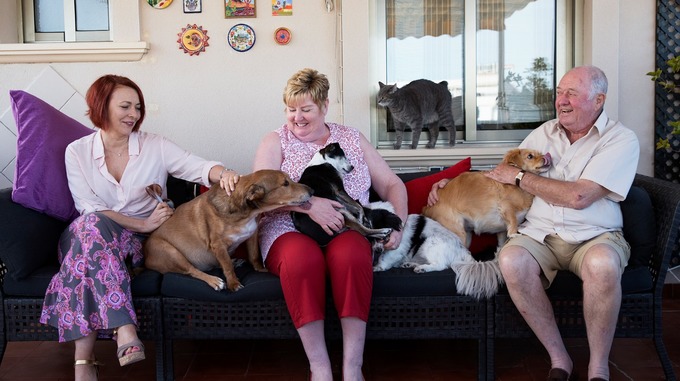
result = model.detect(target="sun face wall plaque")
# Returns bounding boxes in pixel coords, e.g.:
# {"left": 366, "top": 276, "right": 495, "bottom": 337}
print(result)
{"left": 178, "top": 24, "right": 210, "bottom": 56}
{"left": 228, "top": 24, "right": 256, "bottom": 52}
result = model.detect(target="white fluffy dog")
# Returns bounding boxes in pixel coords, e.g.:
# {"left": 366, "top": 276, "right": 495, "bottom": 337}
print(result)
{"left": 371, "top": 202, "right": 503, "bottom": 299}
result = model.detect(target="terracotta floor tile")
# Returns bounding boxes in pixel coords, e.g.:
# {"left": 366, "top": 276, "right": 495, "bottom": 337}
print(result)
{"left": 0, "top": 293, "right": 678, "bottom": 381}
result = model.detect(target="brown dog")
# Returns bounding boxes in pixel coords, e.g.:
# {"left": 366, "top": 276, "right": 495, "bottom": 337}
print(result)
{"left": 144, "top": 169, "right": 312, "bottom": 292}
{"left": 422, "top": 148, "right": 551, "bottom": 248}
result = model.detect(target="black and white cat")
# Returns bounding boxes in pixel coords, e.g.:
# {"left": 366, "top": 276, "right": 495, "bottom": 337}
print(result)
{"left": 377, "top": 79, "right": 456, "bottom": 150}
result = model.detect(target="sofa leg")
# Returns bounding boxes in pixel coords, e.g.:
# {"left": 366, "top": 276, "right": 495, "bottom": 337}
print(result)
{"left": 154, "top": 337, "right": 164, "bottom": 381}
{"left": 654, "top": 333, "right": 677, "bottom": 381}
{"left": 477, "top": 337, "right": 487, "bottom": 381}
{"left": 486, "top": 300, "right": 494, "bottom": 381}
{"left": 163, "top": 339, "right": 175, "bottom": 381}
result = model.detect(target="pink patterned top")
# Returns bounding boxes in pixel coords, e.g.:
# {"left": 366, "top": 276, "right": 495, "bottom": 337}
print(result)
{"left": 258, "top": 123, "right": 371, "bottom": 261}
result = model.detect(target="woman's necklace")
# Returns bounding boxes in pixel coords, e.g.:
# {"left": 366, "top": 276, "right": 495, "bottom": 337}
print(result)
{"left": 102, "top": 135, "right": 129, "bottom": 158}
{"left": 105, "top": 146, "right": 127, "bottom": 157}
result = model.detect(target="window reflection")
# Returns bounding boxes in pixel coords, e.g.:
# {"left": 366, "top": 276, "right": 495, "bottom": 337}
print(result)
{"left": 477, "top": 0, "right": 555, "bottom": 131}
{"left": 382, "top": 0, "right": 556, "bottom": 146}
{"left": 76, "top": 0, "right": 110, "bottom": 31}
{"left": 35, "top": 0, "right": 65, "bottom": 33}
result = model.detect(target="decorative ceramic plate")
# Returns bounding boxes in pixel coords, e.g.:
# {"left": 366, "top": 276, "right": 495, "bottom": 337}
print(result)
{"left": 148, "top": 0, "right": 173, "bottom": 9}
{"left": 228, "top": 24, "right": 256, "bottom": 52}
{"left": 178, "top": 24, "right": 209, "bottom": 56}
{"left": 274, "top": 27, "right": 291, "bottom": 45}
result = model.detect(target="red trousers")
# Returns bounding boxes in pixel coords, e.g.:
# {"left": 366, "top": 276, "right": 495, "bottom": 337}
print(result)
{"left": 265, "top": 230, "right": 373, "bottom": 329}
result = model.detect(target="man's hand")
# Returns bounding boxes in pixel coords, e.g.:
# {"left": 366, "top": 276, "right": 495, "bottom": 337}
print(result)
{"left": 427, "top": 178, "right": 451, "bottom": 206}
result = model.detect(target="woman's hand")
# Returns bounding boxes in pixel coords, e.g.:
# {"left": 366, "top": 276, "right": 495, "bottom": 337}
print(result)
{"left": 219, "top": 169, "right": 240, "bottom": 196}
{"left": 427, "top": 178, "right": 451, "bottom": 206}
{"left": 142, "top": 202, "right": 174, "bottom": 233}
{"left": 383, "top": 228, "right": 403, "bottom": 251}
{"left": 306, "top": 197, "right": 345, "bottom": 236}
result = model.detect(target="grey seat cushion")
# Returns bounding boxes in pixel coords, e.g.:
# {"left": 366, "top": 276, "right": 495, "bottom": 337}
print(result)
{"left": 160, "top": 264, "right": 285, "bottom": 302}
{"left": 160, "top": 261, "right": 464, "bottom": 302}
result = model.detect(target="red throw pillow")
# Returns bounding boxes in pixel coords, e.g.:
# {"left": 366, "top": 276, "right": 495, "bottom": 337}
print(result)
{"left": 404, "top": 157, "right": 471, "bottom": 214}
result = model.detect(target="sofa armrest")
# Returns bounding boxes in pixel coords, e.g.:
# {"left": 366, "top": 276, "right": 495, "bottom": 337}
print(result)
{"left": 632, "top": 174, "right": 680, "bottom": 291}
{"left": 0, "top": 188, "right": 65, "bottom": 284}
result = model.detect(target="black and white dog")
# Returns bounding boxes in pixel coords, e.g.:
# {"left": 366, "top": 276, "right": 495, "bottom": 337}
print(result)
{"left": 292, "top": 143, "right": 401, "bottom": 246}
{"left": 371, "top": 202, "right": 503, "bottom": 299}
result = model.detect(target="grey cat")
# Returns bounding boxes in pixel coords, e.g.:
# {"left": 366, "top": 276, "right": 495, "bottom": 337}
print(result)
{"left": 377, "top": 79, "right": 456, "bottom": 149}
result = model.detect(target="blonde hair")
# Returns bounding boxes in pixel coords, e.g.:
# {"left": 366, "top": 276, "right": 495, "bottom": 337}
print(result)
{"left": 283, "top": 68, "right": 329, "bottom": 109}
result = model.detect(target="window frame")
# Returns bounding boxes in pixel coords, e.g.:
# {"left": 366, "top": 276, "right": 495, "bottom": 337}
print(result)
{"left": 0, "top": 0, "right": 147, "bottom": 63}
{"left": 22, "top": 0, "right": 111, "bottom": 43}
{"left": 372, "top": 0, "right": 575, "bottom": 152}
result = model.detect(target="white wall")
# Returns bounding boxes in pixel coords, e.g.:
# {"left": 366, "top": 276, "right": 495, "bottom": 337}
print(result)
{"left": 0, "top": 0, "right": 658, "bottom": 177}
{"left": 0, "top": 1, "right": 341, "bottom": 175}
{"left": 583, "top": 0, "right": 656, "bottom": 175}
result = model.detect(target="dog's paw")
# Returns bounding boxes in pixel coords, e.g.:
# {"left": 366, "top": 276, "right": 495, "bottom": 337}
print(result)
{"left": 400, "top": 262, "right": 416, "bottom": 269}
{"left": 227, "top": 281, "right": 244, "bottom": 292}
{"left": 373, "top": 265, "right": 386, "bottom": 272}
{"left": 414, "top": 265, "right": 439, "bottom": 273}
{"left": 206, "top": 277, "right": 226, "bottom": 291}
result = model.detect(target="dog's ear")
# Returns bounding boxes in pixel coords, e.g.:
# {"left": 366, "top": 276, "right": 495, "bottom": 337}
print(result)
{"left": 386, "top": 212, "right": 403, "bottom": 231}
{"left": 245, "top": 184, "right": 266, "bottom": 208}
{"left": 504, "top": 149, "right": 523, "bottom": 167}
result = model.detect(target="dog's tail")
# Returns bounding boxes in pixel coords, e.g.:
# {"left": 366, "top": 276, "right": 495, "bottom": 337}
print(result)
{"left": 450, "top": 259, "right": 504, "bottom": 300}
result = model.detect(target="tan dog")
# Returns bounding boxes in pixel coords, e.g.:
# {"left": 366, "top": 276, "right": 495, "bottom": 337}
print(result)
{"left": 422, "top": 148, "right": 551, "bottom": 248}
{"left": 144, "top": 169, "right": 312, "bottom": 292}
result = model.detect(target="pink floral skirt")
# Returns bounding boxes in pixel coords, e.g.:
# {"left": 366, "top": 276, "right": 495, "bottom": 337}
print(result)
{"left": 40, "top": 213, "right": 144, "bottom": 342}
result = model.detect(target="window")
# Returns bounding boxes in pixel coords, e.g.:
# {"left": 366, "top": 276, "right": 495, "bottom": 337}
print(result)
{"left": 0, "top": 0, "right": 146, "bottom": 63}
{"left": 374, "top": 0, "right": 572, "bottom": 148}
{"left": 23, "top": 0, "right": 110, "bottom": 43}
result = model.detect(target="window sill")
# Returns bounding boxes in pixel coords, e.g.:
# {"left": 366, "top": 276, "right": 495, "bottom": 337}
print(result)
{"left": 0, "top": 41, "right": 149, "bottom": 63}
{"left": 379, "top": 143, "right": 519, "bottom": 172}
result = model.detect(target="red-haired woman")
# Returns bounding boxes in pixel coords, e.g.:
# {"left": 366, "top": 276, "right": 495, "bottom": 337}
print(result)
{"left": 39, "top": 75, "right": 239, "bottom": 381}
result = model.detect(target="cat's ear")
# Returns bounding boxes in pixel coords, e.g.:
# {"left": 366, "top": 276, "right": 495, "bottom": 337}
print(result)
{"left": 379, "top": 81, "right": 386, "bottom": 88}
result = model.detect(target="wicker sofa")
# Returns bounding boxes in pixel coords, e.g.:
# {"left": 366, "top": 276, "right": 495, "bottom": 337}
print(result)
{"left": 0, "top": 172, "right": 677, "bottom": 381}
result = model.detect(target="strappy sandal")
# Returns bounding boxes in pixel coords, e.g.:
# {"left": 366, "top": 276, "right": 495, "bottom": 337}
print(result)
{"left": 117, "top": 338, "right": 145, "bottom": 366}
{"left": 74, "top": 359, "right": 102, "bottom": 380}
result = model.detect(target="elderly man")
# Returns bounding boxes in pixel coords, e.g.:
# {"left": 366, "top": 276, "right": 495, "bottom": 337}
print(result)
{"left": 485, "top": 65, "right": 639, "bottom": 381}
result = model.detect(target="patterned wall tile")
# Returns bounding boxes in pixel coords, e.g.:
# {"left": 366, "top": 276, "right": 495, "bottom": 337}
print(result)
{"left": 0, "top": 66, "right": 88, "bottom": 188}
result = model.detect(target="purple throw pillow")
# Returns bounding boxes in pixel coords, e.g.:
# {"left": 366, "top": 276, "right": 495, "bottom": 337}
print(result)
{"left": 10, "top": 90, "right": 93, "bottom": 221}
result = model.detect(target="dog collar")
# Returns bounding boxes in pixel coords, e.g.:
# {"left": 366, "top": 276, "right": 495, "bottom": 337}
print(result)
{"left": 515, "top": 170, "right": 526, "bottom": 187}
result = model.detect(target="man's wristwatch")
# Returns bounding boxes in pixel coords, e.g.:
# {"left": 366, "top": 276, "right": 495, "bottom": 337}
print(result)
{"left": 515, "top": 170, "right": 526, "bottom": 186}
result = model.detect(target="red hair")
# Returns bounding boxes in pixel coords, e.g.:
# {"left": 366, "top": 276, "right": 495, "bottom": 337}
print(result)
{"left": 86, "top": 75, "right": 146, "bottom": 131}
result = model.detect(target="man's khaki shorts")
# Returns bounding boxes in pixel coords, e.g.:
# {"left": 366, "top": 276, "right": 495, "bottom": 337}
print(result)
{"left": 503, "top": 231, "right": 630, "bottom": 288}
